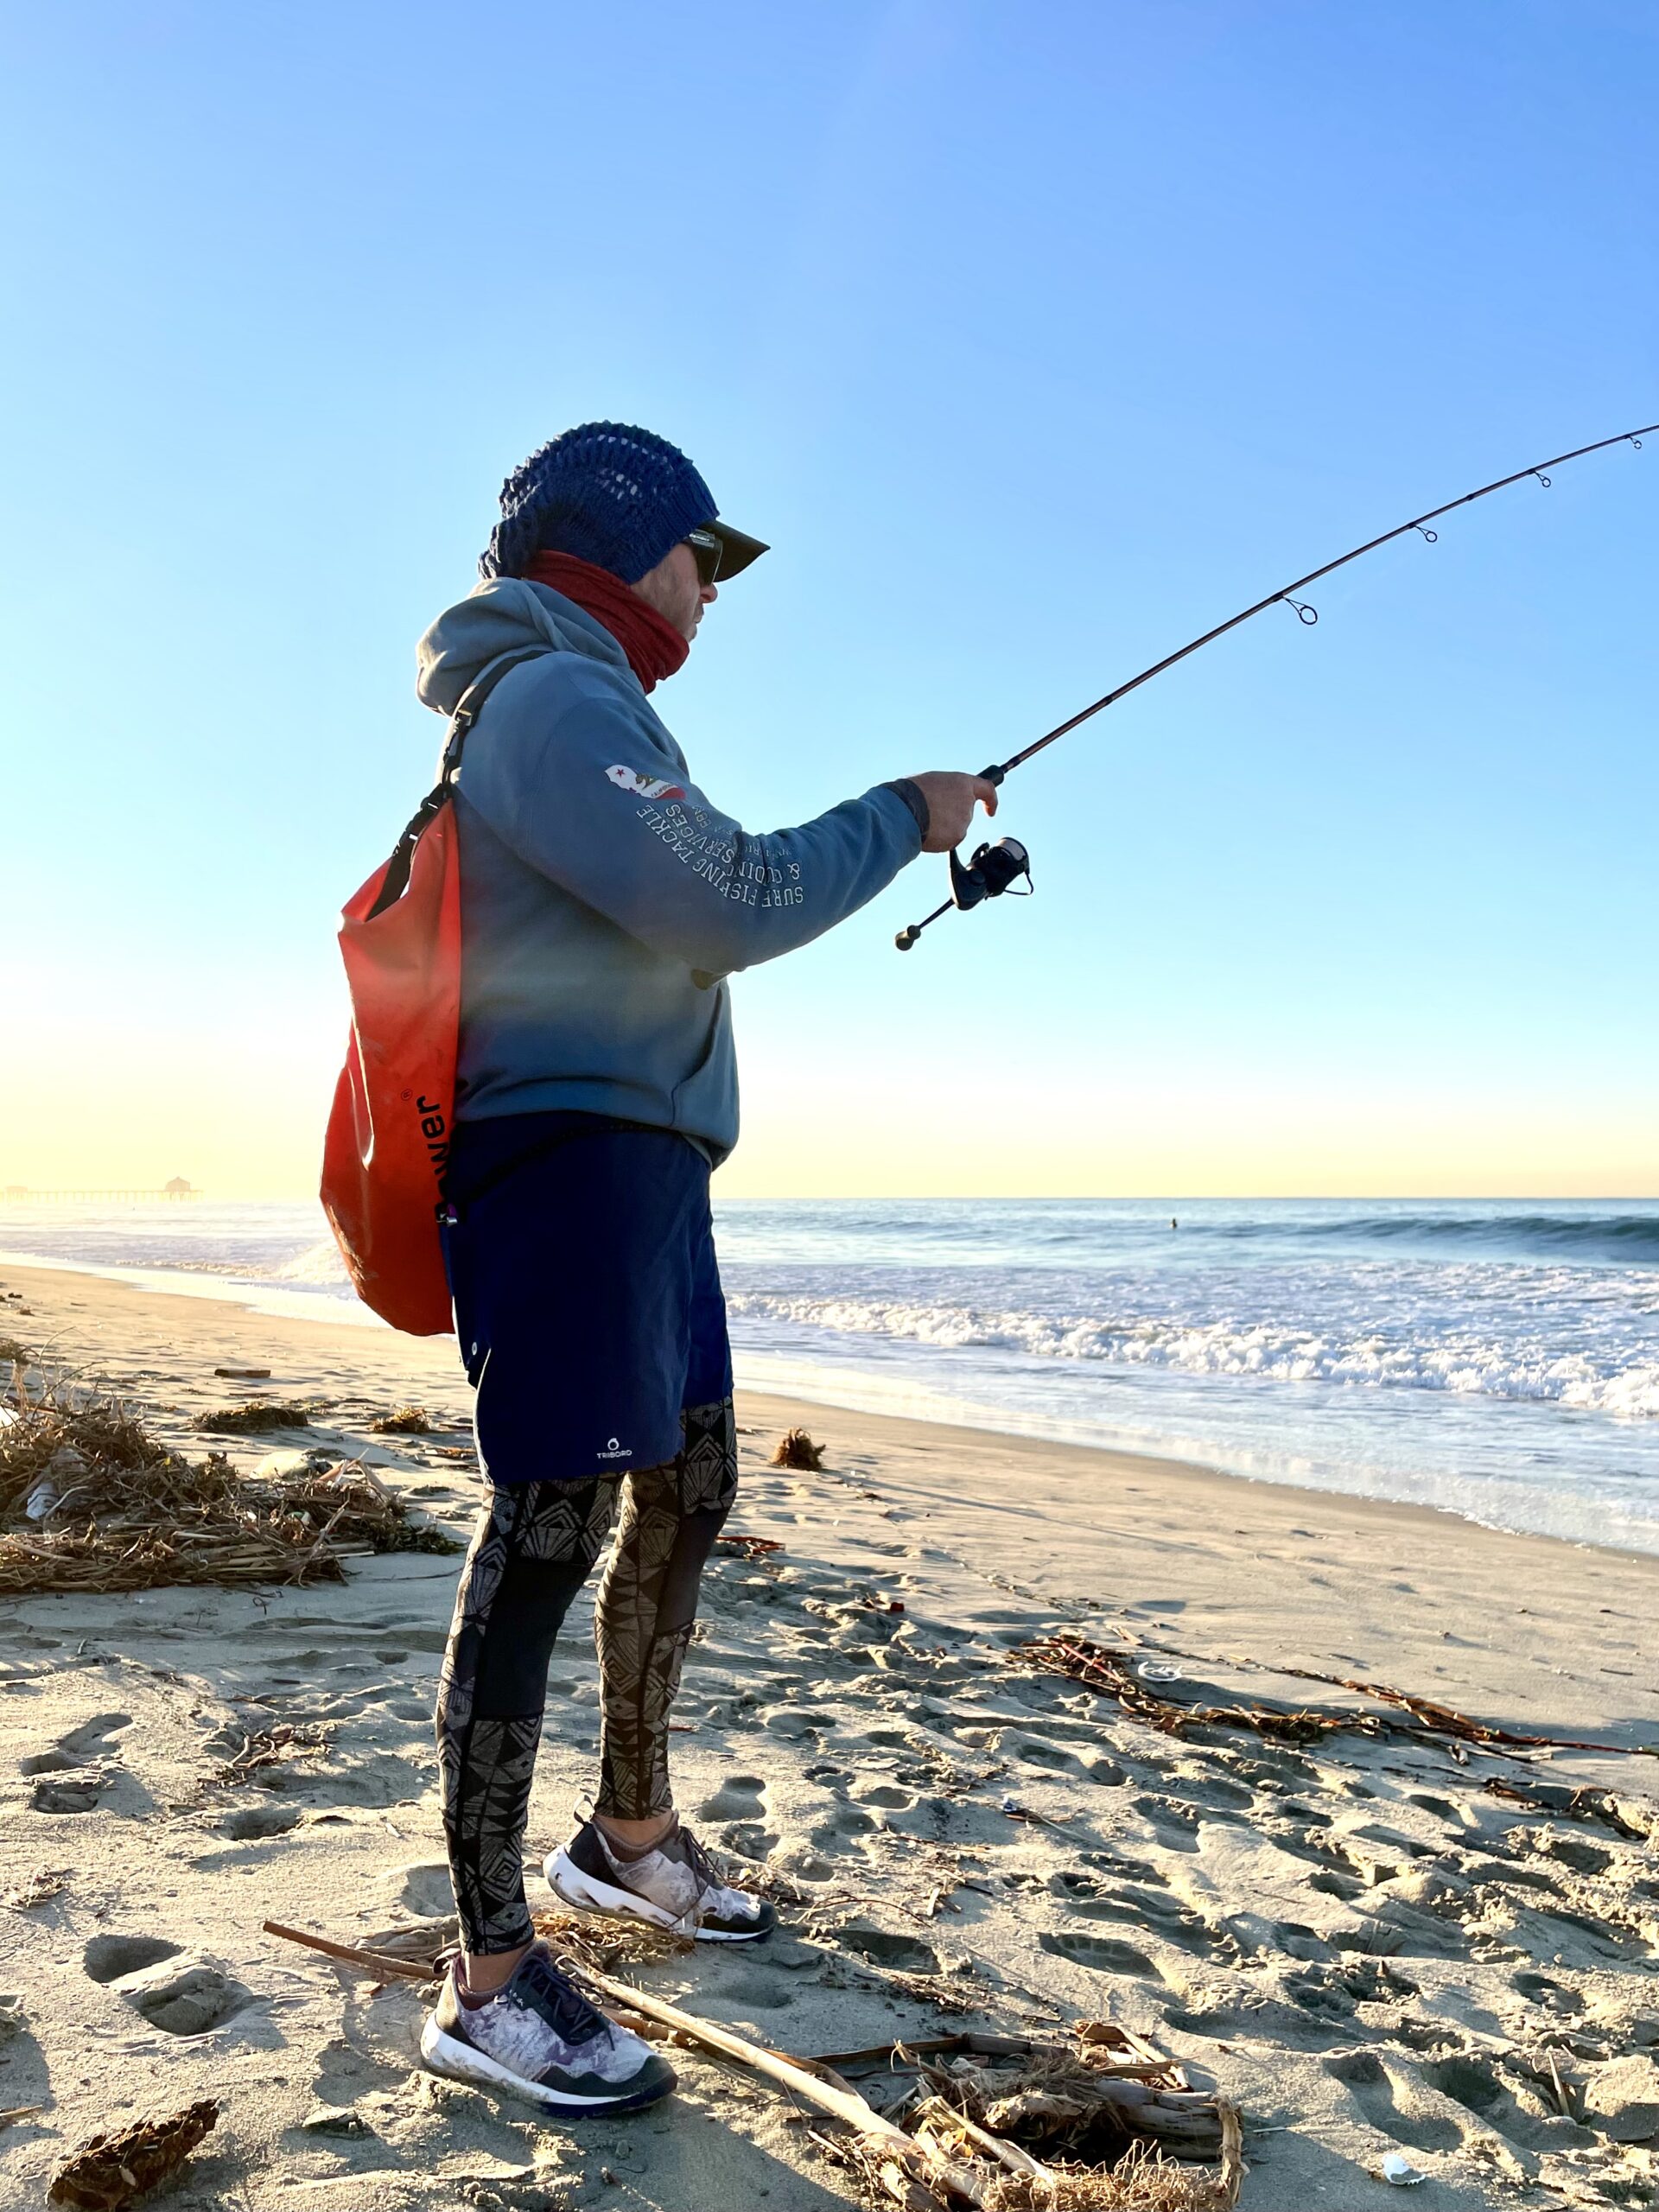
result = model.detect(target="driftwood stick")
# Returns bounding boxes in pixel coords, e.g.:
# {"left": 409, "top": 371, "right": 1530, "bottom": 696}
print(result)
{"left": 576, "top": 1966, "right": 987, "bottom": 2204}
{"left": 263, "top": 1919, "right": 436, "bottom": 1983}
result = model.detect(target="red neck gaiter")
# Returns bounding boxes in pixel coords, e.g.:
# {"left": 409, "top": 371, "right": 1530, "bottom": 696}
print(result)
{"left": 524, "top": 550, "right": 689, "bottom": 692}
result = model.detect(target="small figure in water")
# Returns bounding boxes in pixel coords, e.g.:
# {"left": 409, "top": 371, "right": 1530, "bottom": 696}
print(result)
{"left": 1171, "top": 1217, "right": 1179, "bottom": 1230}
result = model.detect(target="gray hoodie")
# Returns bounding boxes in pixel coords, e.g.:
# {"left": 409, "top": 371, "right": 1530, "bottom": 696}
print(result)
{"left": 415, "top": 579, "right": 925, "bottom": 1164}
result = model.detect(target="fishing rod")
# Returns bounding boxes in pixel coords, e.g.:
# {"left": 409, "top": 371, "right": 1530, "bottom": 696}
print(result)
{"left": 895, "top": 420, "right": 1657, "bottom": 950}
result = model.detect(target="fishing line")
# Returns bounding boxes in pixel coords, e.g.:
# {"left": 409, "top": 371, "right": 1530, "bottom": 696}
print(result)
{"left": 895, "top": 421, "right": 1656, "bottom": 950}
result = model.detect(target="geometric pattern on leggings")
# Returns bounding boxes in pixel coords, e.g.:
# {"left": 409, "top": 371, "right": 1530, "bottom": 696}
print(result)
{"left": 436, "top": 1476, "right": 620, "bottom": 1954}
{"left": 435, "top": 1395, "right": 739, "bottom": 1951}
{"left": 594, "top": 1397, "right": 738, "bottom": 1820}
{"left": 678, "top": 1395, "right": 740, "bottom": 1516}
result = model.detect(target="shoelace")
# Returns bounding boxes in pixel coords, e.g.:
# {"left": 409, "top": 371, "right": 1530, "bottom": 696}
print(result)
{"left": 674, "top": 1823, "right": 728, "bottom": 1901}
{"left": 587, "top": 1809, "right": 749, "bottom": 1933}
{"left": 514, "top": 1948, "right": 608, "bottom": 2047}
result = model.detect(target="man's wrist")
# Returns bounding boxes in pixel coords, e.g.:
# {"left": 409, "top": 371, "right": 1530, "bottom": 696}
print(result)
{"left": 882, "top": 779, "right": 930, "bottom": 841}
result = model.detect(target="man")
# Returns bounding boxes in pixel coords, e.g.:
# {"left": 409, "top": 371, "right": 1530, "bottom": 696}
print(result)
{"left": 415, "top": 422, "right": 996, "bottom": 2113}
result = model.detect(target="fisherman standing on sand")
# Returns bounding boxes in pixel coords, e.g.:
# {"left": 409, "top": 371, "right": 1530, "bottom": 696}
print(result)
{"left": 416, "top": 423, "right": 997, "bottom": 2113}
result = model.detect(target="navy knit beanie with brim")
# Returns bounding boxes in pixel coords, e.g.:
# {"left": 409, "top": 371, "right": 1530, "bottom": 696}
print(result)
{"left": 481, "top": 422, "right": 745, "bottom": 586}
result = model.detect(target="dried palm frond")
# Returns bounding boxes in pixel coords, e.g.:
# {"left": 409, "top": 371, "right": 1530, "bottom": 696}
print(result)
{"left": 48, "top": 2100, "right": 219, "bottom": 2209}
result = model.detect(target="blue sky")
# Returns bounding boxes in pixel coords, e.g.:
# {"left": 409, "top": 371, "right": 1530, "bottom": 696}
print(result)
{"left": 3, "top": 0, "right": 1655, "bottom": 1195}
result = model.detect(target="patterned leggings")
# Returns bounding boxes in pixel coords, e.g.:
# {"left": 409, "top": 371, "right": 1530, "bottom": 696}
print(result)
{"left": 435, "top": 1398, "right": 737, "bottom": 1955}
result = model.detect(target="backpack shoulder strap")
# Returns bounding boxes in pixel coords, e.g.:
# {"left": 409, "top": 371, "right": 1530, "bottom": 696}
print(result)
{"left": 369, "top": 647, "right": 546, "bottom": 918}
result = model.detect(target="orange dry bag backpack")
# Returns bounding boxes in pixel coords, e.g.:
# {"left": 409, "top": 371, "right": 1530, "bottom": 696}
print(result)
{"left": 321, "top": 650, "right": 541, "bottom": 1334}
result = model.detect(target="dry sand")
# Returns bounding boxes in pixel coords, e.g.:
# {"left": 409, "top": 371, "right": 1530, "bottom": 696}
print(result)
{"left": 1, "top": 1258, "right": 1657, "bottom": 2209}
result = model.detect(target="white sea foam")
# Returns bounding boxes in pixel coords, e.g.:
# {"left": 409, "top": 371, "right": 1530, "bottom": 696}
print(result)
{"left": 723, "top": 1292, "right": 1659, "bottom": 1417}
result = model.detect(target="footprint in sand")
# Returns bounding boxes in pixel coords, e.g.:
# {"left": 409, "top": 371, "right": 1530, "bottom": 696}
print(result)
{"left": 1076, "top": 1848, "right": 1170, "bottom": 1887}
{"left": 850, "top": 1780, "right": 915, "bottom": 1811}
{"left": 1533, "top": 1833, "right": 1614, "bottom": 1878}
{"left": 1039, "top": 1929, "right": 1156, "bottom": 1979}
{"left": 219, "top": 1804, "right": 302, "bottom": 1840}
{"left": 696, "top": 1774, "right": 767, "bottom": 1821}
{"left": 1166, "top": 1769, "right": 1255, "bottom": 1812}
{"left": 1511, "top": 1967, "right": 1583, "bottom": 2016}
{"left": 84, "top": 1934, "right": 182, "bottom": 1983}
{"left": 1323, "top": 2046, "right": 1464, "bottom": 2151}
{"left": 1050, "top": 1874, "right": 1224, "bottom": 1959}
{"left": 1130, "top": 1795, "right": 1205, "bottom": 1853}
{"left": 311, "top": 2035, "right": 408, "bottom": 2106}
{"left": 389, "top": 1861, "right": 455, "bottom": 1918}
{"left": 696, "top": 1773, "right": 779, "bottom": 1859}
{"left": 1166, "top": 1986, "right": 1357, "bottom": 2051}
{"left": 835, "top": 1919, "right": 941, "bottom": 1974}
{"left": 703, "top": 1960, "right": 804, "bottom": 2016}
{"left": 1009, "top": 1736, "right": 1083, "bottom": 1776}
{"left": 767, "top": 1837, "right": 836, "bottom": 1885}
{"left": 1404, "top": 1790, "right": 1467, "bottom": 1827}
{"left": 805, "top": 1799, "right": 877, "bottom": 1856}
{"left": 29, "top": 1777, "right": 104, "bottom": 1815}
{"left": 1420, "top": 2052, "right": 1573, "bottom": 2150}
{"left": 20, "top": 1711, "right": 133, "bottom": 1776}
{"left": 760, "top": 1707, "right": 822, "bottom": 1744}
{"left": 113, "top": 1955, "right": 251, "bottom": 2036}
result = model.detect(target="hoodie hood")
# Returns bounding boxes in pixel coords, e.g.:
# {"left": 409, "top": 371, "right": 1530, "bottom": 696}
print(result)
{"left": 416, "top": 576, "right": 634, "bottom": 718}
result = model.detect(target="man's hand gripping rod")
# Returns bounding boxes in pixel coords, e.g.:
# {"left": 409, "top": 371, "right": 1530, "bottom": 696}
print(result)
{"left": 893, "top": 419, "right": 1656, "bottom": 952}
{"left": 893, "top": 767, "right": 1031, "bottom": 950}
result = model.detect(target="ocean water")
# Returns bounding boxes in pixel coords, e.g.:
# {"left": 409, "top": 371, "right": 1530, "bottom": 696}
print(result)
{"left": 3, "top": 1196, "right": 1658, "bottom": 1554}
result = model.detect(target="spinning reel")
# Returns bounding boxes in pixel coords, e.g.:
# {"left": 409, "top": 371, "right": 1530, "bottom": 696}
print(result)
{"left": 894, "top": 807, "right": 1033, "bottom": 951}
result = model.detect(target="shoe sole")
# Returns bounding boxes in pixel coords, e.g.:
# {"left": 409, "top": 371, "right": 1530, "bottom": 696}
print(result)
{"left": 546, "top": 1848, "right": 773, "bottom": 1943}
{"left": 418, "top": 2016, "right": 675, "bottom": 2113}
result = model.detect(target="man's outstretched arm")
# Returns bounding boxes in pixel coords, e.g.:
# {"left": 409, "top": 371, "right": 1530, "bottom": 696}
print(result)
{"left": 463, "top": 692, "right": 997, "bottom": 974}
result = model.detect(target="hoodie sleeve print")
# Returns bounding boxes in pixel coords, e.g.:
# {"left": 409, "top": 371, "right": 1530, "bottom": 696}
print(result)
{"left": 463, "top": 685, "right": 925, "bottom": 975}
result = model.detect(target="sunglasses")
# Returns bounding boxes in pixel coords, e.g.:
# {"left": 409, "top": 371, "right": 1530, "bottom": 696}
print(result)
{"left": 685, "top": 529, "right": 722, "bottom": 588}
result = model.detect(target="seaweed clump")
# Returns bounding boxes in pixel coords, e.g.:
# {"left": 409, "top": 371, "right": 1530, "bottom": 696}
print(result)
{"left": 193, "top": 1401, "right": 313, "bottom": 1435}
{"left": 770, "top": 1427, "right": 826, "bottom": 1471}
{"left": 370, "top": 1405, "right": 431, "bottom": 1434}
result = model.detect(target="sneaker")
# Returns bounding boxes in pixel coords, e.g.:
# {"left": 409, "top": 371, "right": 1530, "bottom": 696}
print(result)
{"left": 419, "top": 1940, "right": 675, "bottom": 2113}
{"left": 547, "top": 1808, "right": 777, "bottom": 1943}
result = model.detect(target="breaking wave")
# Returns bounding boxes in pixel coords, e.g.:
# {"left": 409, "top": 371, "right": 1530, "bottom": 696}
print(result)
{"left": 725, "top": 1291, "right": 1659, "bottom": 1418}
{"left": 271, "top": 1240, "right": 352, "bottom": 1286}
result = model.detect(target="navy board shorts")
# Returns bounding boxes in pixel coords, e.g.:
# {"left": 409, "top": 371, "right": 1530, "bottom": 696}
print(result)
{"left": 441, "top": 1111, "right": 733, "bottom": 1485}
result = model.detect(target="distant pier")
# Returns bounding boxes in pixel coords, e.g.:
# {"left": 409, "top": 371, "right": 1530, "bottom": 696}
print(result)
{"left": 1, "top": 1178, "right": 200, "bottom": 1203}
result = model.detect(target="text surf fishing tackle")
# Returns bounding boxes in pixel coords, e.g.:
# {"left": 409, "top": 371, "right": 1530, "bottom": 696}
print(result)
{"left": 894, "top": 421, "right": 1657, "bottom": 951}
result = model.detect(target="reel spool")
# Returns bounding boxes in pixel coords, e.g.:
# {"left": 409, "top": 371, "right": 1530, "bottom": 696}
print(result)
{"left": 895, "top": 836, "right": 1033, "bottom": 950}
